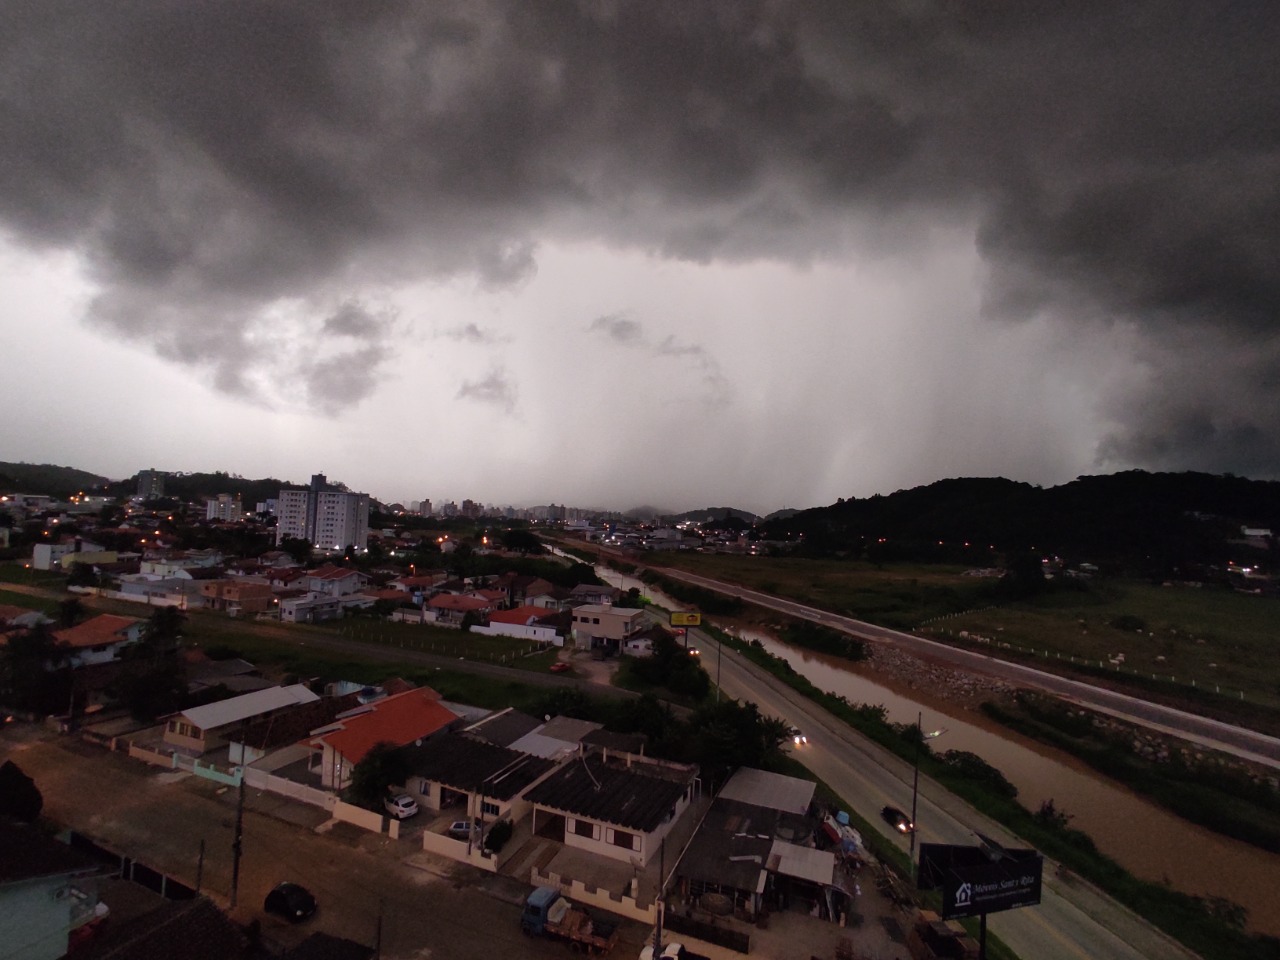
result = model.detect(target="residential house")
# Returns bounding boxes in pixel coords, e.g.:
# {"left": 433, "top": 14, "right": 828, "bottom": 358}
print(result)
{"left": 568, "top": 603, "right": 645, "bottom": 653}
{"left": 427, "top": 593, "right": 492, "bottom": 627}
{"left": 198, "top": 579, "right": 275, "bottom": 617}
{"left": 527, "top": 585, "right": 574, "bottom": 610}
{"left": 499, "top": 574, "right": 555, "bottom": 607}
{"left": 462, "top": 707, "right": 543, "bottom": 748}
{"left": 0, "top": 820, "right": 107, "bottom": 960}
{"left": 52, "top": 614, "right": 146, "bottom": 668}
{"left": 308, "top": 688, "right": 461, "bottom": 790}
{"left": 398, "top": 734, "right": 555, "bottom": 823}
{"left": 523, "top": 753, "right": 698, "bottom": 867}
{"left": 508, "top": 716, "right": 604, "bottom": 761}
{"left": 472, "top": 605, "right": 563, "bottom": 645}
{"left": 227, "top": 694, "right": 360, "bottom": 766}
{"left": 303, "top": 565, "right": 371, "bottom": 597}
{"left": 184, "top": 652, "right": 273, "bottom": 695}
{"left": 675, "top": 767, "right": 852, "bottom": 923}
{"left": 569, "top": 583, "right": 621, "bottom": 606}
{"left": 279, "top": 593, "right": 357, "bottom": 623}
{"left": 163, "top": 684, "right": 319, "bottom": 757}
{"left": 466, "top": 587, "right": 508, "bottom": 609}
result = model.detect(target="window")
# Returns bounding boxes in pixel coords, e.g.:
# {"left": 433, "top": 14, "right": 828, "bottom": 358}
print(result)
{"left": 482, "top": 800, "right": 499, "bottom": 817}
{"left": 592, "top": 617, "right": 600, "bottom": 624}
{"left": 574, "top": 819, "right": 598, "bottom": 839}
{"left": 609, "top": 828, "right": 636, "bottom": 850}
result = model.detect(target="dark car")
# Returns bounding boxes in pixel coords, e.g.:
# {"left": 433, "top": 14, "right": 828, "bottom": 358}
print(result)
{"left": 264, "top": 882, "right": 317, "bottom": 923}
{"left": 881, "top": 805, "right": 914, "bottom": 834}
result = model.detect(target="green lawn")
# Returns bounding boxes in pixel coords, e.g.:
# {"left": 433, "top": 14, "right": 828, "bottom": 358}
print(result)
{"left": 0, "top": 563, "right": 68, "bottom": 588}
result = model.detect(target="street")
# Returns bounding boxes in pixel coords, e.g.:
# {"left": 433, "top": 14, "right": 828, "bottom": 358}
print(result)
{"left": 0, "top": 730, "right": 651, "bottom": 960}
{"left": 704, "top": 632, "right": 1201, "bottom": 960}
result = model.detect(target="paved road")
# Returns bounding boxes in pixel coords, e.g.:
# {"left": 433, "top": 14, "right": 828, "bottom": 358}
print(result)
{"left": 662, "top": 566, "right": 1280, "bottom": 768}
{"left": 0, "top": 730, "right": 651, "bottom": 960}
{"left": 702, "top": 633, "right": 1202, "bottom": 960}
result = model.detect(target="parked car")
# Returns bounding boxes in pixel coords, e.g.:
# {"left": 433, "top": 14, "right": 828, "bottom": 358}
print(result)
{"left": 264, "top": 882, "right": 317, "bottom": 923}
{"left": 549, "top": 661, "right": 571, "bottom": 673}
{"left": 881, "top": 805, "right": 915, "bottom": 834}
{"left": 384, "top": 794, "right": 419, "bottom": 819}
{"left": 447, "top": 819, "right": 477, "bottom": 840}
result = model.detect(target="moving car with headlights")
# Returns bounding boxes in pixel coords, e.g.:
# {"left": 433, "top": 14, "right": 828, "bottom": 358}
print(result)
{"left": 788, "top": 726, "right": 808, "bottom": 746}
{"left": 881, "top": 805, "right": 915, "bottom": 834}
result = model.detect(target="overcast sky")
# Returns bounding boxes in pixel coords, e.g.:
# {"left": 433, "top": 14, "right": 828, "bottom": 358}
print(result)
{"left": 2, "top": 2, "right": 1277, "bottom": 515}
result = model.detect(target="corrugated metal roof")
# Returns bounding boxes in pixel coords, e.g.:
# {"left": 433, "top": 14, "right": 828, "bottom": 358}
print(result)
{"left": 180, "top": 684, "right": 318, "bottom": 731}
{"left": 717, "top": 767, "right": 815, "bottom": 816}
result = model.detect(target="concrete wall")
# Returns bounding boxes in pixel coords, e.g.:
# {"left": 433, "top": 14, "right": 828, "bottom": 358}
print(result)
{"left": 243, "top": 766, "right": 335, "bottom": 810}
{"left": 471, "top": 622, "right": 562, "bottom": 645}
{"left": 530, "top": 868, "right": 657, "bottom": 924}
{"left": 332, "top": 799, "right": 386, "bottom": 833}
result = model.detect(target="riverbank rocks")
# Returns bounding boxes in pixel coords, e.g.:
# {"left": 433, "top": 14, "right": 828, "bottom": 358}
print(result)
{"left": 865, "top": 642, "right": 1014, "bottom": 708}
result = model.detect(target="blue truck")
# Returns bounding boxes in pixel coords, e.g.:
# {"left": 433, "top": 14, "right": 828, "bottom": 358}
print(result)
{"left": 521, "top": 886, "right": 620, "bottom": 955}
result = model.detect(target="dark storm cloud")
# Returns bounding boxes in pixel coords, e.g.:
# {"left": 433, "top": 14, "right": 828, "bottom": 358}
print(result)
{"left": 457, "top": 368, "right": 517, "bottom": 414}
{"left": 1, "top": 1, "right": 1277, "bottom": 465}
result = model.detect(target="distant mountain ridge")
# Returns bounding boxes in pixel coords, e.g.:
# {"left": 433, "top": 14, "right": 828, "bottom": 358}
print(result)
{"left": 0, "top": 462, "right": 112, "bottom": 497}
{"left": 761, "top": 471, "right": 1280, "bottom": 567}
{"left": 664, "top": 506, "right": 762, "bottom": 524}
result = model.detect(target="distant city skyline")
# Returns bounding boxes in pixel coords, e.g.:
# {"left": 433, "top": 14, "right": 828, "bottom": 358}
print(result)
{"left": 2, "top": 5, "right": 1276, "bottom": 514}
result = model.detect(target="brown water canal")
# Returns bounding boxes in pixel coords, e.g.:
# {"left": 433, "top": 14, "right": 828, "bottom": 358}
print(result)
{"left": 732, "top": 625, "right": 1280, "bottom": 937}
{"left": 588, "top": 558, "right": 1280, "bottom": 934}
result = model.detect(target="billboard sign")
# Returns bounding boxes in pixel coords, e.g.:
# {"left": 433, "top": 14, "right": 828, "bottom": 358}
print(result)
{"left": 918, "top": 842, "right": 1043, "bottom": 920}
{"left": 670, "top": 612, "right": 702, "bottom": 627}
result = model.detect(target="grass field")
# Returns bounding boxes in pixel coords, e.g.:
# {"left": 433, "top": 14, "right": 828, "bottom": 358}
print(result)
{"left": 644, "top": 552, "right": 1280, "bottom": 714}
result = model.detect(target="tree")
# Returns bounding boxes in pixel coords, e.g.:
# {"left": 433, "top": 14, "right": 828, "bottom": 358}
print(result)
{"left": 115, "top": 660, "right": 187, "bottom": 722}
{"left": 66, "top": 563, "right": 99, "bottom": 588}
{"left": 501, "top": 529, "right": 544, "bottom": 554}
{"left": 279, "top": 537, "right": 313, "bottom": 565}
{"left": 145, "top": 605, "right": 186, "bottom": 654}
{"left": 56, "top": 597, "right": 85, "bottom": 629}
{"left": 347, "top": 742, "right": 411, "bottom": 808}
{"left": 0, "top": 624, "right": 71, "bottom": 715}
{"left": 0, "top": 761, "right": 43, "bottom": 823}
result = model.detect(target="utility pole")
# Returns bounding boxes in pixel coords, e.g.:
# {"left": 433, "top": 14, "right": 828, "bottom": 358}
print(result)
{"left": 909, "top": 711, "right": 921, "bottom": 859}
{"left": 196, "top": 838, "right": 205, "bottom": 892}
{"left": 230, "top": 721, "right": 247, "bottom": 908}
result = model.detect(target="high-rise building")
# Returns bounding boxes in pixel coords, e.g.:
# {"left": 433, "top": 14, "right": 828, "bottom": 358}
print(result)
{"left": 136, "top": 469, "right": 166, "bottom": 499}
{"left": 275, "top": 473, "right": 369, "bottom": 551}
{"left": 419, "top": 499, "right": 432, "bottom": 517}
{"left": 205, "top": 494, "right": 243, "bottom": 522}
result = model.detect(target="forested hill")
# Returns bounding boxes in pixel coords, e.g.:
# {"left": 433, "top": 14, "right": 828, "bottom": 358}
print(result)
{"left": 0, "top": 462, "right": 111, "bottom": 497}
{"left": 102, "top": 471, "right": 293, "bottom": 507}
{"left": 760, "top": 472, "right": 1280, "bottom": 566}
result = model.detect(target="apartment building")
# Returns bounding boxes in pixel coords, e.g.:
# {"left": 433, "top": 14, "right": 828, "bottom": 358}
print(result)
{"left": 275, "top": 473, "right": 370, "bottom": 551}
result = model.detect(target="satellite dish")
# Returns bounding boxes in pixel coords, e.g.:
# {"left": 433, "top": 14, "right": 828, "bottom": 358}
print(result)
{"left": 544, "top": 714, "right": 551, "bottom": 722}
{"left": 415, "top": 739, "right": 422, "bottom": 746}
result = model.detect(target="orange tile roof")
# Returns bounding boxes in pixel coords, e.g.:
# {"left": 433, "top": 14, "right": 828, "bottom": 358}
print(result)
{"left": 488, "top": 605, "right": 557, "bottom": 625}
{"left": 53, "top": 614, "right": 143, "bottom": 649}
{"left": 310, "top": 689, "right": 457, "bottom": 765}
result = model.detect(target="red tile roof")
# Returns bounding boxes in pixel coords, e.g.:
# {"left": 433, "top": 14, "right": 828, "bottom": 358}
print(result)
{"left": 53, "top": 614, "right": 143, "bottom": 649}
{"left": 310, "top": 689, "right": 457, "bottom": 765}
{"left": 488, "top": 605, "right": 558, "bottom": 626}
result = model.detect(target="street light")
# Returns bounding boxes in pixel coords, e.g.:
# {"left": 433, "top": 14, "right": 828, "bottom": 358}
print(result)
{"left": 910, "top": 714, "right": 947, "bottom": 858}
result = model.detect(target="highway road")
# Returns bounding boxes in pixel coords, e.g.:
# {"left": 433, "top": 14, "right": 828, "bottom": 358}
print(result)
{"left": 664, "top": 566, "right": 1280, "bottom": 768}
{"left": 701, "top": 628, "right": 1203, "bottom": 960}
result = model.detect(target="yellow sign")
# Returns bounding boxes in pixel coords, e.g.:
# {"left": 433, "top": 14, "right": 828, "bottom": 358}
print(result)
{"left": 670, "top": 612, "right": 702, "bottom": 627}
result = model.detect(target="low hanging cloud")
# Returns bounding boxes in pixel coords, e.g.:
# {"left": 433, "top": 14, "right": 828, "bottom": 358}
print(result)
{"left": 440, "top": 322, "right": 504, "bottom": 345}
{"left": 457, "top": 367, "right": 518, "bottom": 414}
{"left": 589, "top": 313, "right": 731, "bottom": 407}
{"left": 0, "top": 2, "right": 1276, "bottom": 472}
